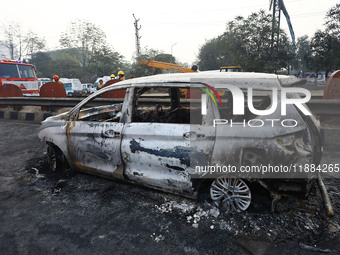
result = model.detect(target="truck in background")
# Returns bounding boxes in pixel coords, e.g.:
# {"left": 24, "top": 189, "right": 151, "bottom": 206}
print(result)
{"left": 0, "top": 59, "right": 39, "bottom": 96}
{"left": 59, "top": 78, "right": 83, "bottom": 97}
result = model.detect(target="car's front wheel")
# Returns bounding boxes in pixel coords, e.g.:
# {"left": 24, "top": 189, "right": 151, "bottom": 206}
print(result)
{"left": 47, "top": 144, "right": 67, "bottom": 172}
{"left": 210, "top": 177, "right": 251, "bottom": 212}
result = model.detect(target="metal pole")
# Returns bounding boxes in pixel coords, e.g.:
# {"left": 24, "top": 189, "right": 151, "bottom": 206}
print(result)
{"left": 171, "top": 43, "right": 177, "bottom": 56}
{"left": 271, "top": 0, "right": 276, "bottom": 50}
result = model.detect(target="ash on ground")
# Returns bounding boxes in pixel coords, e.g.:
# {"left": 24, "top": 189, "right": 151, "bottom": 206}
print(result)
{"left": 1, "top": 154, "right": 340, "bottom": 255}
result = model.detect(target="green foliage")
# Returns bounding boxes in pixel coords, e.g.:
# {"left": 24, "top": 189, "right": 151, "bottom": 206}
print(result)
{"left": 53, "top": 51, "right": 83, "bottom": 78}
{"left": 325, "top": 3, "right": 340, "bottom": 39}
{"left": 311, "top": 30, "right": 340, "bottom": 76}
{"left": 197, "top": 10, "right": 295, "bottom": 72}
{"left": 130, "top": 47, "right": 178, "bottom": 77}
{"left": 87, "top": 45, "right": 124, "bottom": 78}
{"left": 310, "top": 4, "right": 340, "bottom": 76}
{"left": 59, "top": 20, "right": 107, "bottom": 79}
{"left": 30, "top": 52, "right": 53, "bottom": 77}
{"left": 291, "top": 36, "right": 312, "bottom": 73}
{"left": 30, "top": 50, "right": 82, "bottom": 79}
{"left": 154, "top": 53, "right": 176, "bottom": 64}
{"left": 198, "top": 37, "right": 232, "bottom": 70}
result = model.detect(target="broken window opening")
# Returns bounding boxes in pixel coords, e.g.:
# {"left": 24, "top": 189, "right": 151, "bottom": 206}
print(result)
{"left": 77, "top": 89, "right": 126, "bottom": 122}
{"left": 132, "top": 87, "right": 203, "bottom": 124}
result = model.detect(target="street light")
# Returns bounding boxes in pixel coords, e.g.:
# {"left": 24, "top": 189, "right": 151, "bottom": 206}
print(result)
{"left": 171, "top": 43, "right": 177, "bottom": 56}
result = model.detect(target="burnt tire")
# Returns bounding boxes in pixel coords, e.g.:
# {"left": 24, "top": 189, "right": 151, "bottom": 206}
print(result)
{"left": 47, "top": 144, "right": 66, "bottom": 172}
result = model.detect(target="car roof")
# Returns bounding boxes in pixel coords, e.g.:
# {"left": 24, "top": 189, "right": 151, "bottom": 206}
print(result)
{"left": 116, "top": 72, "right": 290, "bottom": 90}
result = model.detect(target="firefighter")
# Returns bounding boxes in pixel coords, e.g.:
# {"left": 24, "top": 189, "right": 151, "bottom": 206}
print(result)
{"left": 118, "top": 71, "right": 125, "bottom": 81}
{"left": 110, "top": 74, "right": 116, "bottom": 80}
{"left": 53, "top": 75, "right": 64, "bottom": 86}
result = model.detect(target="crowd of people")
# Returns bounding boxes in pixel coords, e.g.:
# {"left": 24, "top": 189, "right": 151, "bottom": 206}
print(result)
{"left": 97, "top": 70, "right": 125, "bottom": 90}
{"left": 52, "top": 70, "right": 126, "bottom": 91}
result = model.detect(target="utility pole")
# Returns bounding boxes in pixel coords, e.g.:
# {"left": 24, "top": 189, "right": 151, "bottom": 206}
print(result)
{"left": 270, "top": 0, "right": 281, "bottom": 50}
{"left": 133, "top": 14, "right": 142, "bottom": 58}
{"left": 270, "top": 0, "right": 295, "bottom": 49}
{"left": 171, "top": 42, "right": 177, "bottom": 56}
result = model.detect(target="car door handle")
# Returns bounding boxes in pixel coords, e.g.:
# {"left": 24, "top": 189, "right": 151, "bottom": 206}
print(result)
{"left": 103, "top": 130, "right": 120, "bottom": 138}
{"left": 183, "top": 131, "right": 205, "bottom": 140}
{"left": 183, "top": 131, "right": 197, "bottom": 140}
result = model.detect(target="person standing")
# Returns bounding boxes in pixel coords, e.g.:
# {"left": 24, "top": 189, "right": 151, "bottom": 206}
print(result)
{"left": 117, "top": 71, "right": 125, "bottom": 81}
{"left": 53, "top": 75, "right": 64, "bottom": 86}
{"left": 97, "top": 79, "right": 104, "bottom": 90}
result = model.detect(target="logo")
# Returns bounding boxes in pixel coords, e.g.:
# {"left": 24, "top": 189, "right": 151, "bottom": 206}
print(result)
{"left": 201, "top": 84, "right": 311, "bottom": 116}
{"left": 200, "top": 83, "right": 222, "bottom": 115}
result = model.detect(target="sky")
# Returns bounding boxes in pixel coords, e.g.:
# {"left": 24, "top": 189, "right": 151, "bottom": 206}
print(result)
{"left": 1, "top": 0, "right": 339, "bottom": 65}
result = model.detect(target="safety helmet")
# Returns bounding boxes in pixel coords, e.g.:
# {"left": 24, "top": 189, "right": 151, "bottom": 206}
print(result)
{"left": 53, "top": 75, "right": 59, "bottom": 81}
{"left": 110, "top": 74, "right": 115, "bottom": 78}
{"left": 118, "top": 71, "right": 124, "bottom": 76}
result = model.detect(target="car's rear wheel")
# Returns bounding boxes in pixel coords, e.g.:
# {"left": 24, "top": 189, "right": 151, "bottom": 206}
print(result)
{"left": 210, "top": 177, "right": 251, "bottom": 212}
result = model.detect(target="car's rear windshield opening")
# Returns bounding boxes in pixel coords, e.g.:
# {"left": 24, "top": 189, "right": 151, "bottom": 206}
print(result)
{"left": 218, "top": 89, "right": 272, "bottom": 121}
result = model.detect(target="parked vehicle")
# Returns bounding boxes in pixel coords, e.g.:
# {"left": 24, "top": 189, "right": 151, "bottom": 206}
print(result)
{"left": 59, "top": 78, "right": 83, "bottom": 97}
{"left": 38, "top": 72, "right": 323, "bottom": 212}
{"left": 0, "top": 59, "right": 39, "bottom": 96}
{"left": 82, "top": 83, "right": 96, "bottom": 95}
{"left": 38, "top": 78, "right": 52, "bottom": 89}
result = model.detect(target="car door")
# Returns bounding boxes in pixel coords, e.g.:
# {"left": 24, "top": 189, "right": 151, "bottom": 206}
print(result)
{"left": 121, "top": 86, "right": 216, "bottom": 195}
{"left": 66, "top": 90, "right": 126, "bottom": 179}
{"left": 66, "top": 121, "right": 124, "bottom": 178}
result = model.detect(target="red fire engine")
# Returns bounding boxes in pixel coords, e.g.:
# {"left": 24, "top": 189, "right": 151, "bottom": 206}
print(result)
{"left": 0, "top": 59, "right": 39, "bottom": 96}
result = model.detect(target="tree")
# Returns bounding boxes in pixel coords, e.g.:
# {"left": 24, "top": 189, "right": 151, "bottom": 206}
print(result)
{"left": 130, "top": 47, "right": 169, "bottom": 77}
{"left": 24, "top": 31, "right": 46, "bottom": 61}
{"left": 197, "top": 10, "right": 295, "bottom": 73}
{"left": 325, "top": 3, "right": 340, "bottom": 40}
{"left": 60, "top": 20, "right": 106, "bottom": 80}
{"left": 53, "top": 51, "right": 83, "bottom": 78}
{"left": 198, "top": 37, "right": 233, "bottom": 70}
{"left": 154, "top": 53, "right": 176, "bottom": 64}
{"left": 30, "top": 50, "right": 82, "bottom": 79}
{"left": 311, "top": 30, "right": 339, "bottom": 77}
{"left": 291, "top": 36, "right": 312, "bottom": 74}
{"left": 310, "top": 4, "right": 340, "bottom": 76}
{"left": 0, "top": 22, "right": 45, "bottom": 60}
{"left": 88, "top": 44, "right": 125, "bottom": 78}
{"left": 0, "top": 22, "right": 20, "bottom": 59}
{"left": 30, "top": 52, "right": 53, "bottom": 77}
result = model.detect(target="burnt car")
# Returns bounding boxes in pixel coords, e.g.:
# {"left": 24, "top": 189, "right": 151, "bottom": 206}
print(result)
{"left": 38, "top": 72, "right": 323, "bottom": 212}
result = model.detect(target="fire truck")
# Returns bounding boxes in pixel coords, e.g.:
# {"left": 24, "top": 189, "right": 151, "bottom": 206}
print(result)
{"left": 0, "top": 59, "right": 39, "bottom": 96}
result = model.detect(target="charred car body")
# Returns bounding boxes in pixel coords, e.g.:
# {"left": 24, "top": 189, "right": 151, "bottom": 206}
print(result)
{"left": 38, "top": 72, "right": 324, "bottom": 212}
